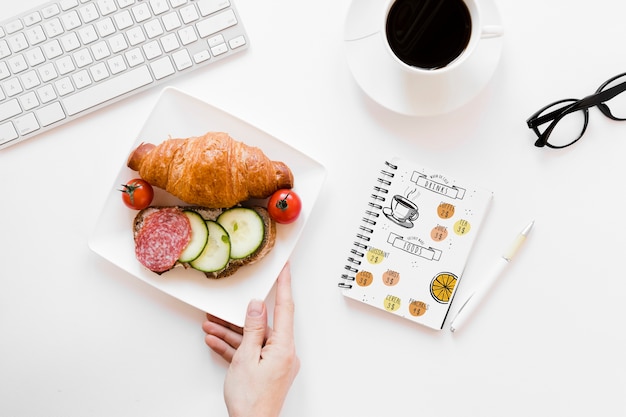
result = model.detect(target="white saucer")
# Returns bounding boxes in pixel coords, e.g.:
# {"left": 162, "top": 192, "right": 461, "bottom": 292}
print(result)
{"left": 344, "top": 0, "right": 504, "bottom": 116}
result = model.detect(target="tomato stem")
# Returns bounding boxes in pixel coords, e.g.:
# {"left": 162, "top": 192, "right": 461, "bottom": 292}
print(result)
{"left": 120, "top": 183, "right": 139, "bottom": 205}
{"left": 276, "top": 192, "right": 290, "bottom": 210}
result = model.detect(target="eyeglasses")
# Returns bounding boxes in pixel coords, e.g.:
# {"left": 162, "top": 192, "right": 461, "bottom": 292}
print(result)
{"left": 526, "top": 72, "right": 626, "bottom": 149}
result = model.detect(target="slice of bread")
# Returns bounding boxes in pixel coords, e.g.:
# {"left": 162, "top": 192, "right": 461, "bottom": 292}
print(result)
{"left": 133, "top": 205, "right": 276, "bottom": 279}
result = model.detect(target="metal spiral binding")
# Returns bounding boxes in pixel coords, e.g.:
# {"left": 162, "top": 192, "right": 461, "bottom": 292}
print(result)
{"left": 338, "top": 160, "right": 397, "bottom": 289}
{"left": 350, "top": 248, "right": 364, "bottom": 257}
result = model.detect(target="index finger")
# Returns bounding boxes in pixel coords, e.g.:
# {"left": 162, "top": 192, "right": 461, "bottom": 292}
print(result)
{"left": 272, "top": 262, "right": 295, "bottom": 337}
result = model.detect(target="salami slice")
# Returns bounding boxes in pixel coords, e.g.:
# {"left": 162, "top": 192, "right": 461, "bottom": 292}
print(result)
{"left": 135, "top": 208, "right": 192, "bottom": 273}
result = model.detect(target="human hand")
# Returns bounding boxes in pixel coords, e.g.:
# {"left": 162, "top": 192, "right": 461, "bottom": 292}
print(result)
{"left": 202, "top": 263, "right": 300, "bottom": 417}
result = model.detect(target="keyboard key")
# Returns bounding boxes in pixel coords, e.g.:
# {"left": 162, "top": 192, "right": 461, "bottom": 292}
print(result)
{"left": 24, "top": 12, "right": 43, "bottom": 27}
{"left": 14, "top": 112, "right": 40, "bottom": 135}
{"left": 107, "top": 55, "right": 127, "bottom": 74}
{"left": 97, "top": 0, "right": 118, "bottom": 16}
{"left": 96, "top": 17, "right": 116, "bottom": 37}
{"left": 55, "top": 57, "right": 74, "bottom": 75}
{"left": 0, "top": 40, "right": 11, "bottom": 59}
{"left": 117, "top": 0, "right": 136, "bottom": 8}
{"left": 229, "top": 35, "right": 246, "bottom": 49}
{"left": 132, "top": 3, "right": 151, "bottom": 23}
{"left": 37, "top": 84, "right": 57, "bottom": 103}
{"left": 60, "top": 32, "right": 81, "bottom": 52}
{"left": 178, "top": 26, "right": 197, "bottom": 45}
{"left": 197, "top": 0, "right": 230, "bottom": 17}
{"left": 73, "top": 48, "right": 93, "bottom": 68}
{"left": 60, "top": 0, "right": 80, "bottom": 11}
{"left": 38, "top": 63, "right": 58, "bottom": 82}
{"left": 196, "top": 9, "right": 237, "bottom": 38}
{"left": 172, "top": 49, "right": 192, "bottom": 70}
{"left": 72, "top": 69, "right": 92, "bottom": 89}
{"left": 126, "top": 27, "right": 146, "bottom": 46}
{"left": 8, "top": 33, "right": 29, "bottom": 53}
{"left": 0, "top": 99, "right": 22, "bottom": 122}
{"left": 61, "top": 11, "right": 82, "bottom": 31}
{"left": 144, "top": 19, "right": 164, "bottom": 39}
{"left": 150, "top": 56, "right": 174, "bottom": 79}
{"left": 3, "top": 78, "right": 23, "bottom": 97}
{"left": 42, "top": 40, "right": 63, "bottom": 59}
{"left": 193, "top": 50, "right": 211, "bottom": 63}
{"left": 143, "top": 40, "right": 162, "bottom": 59}
{"left": 20, "top": 91, "right": 40, "bottom": 110}
{"left": 55, "top": 77, "right": 75, "bottom": 96}
{"left": 91, "top": 41, "right": 111, "bottom": 60}
{"left": 8, "top": 55, "right": 28, "bottom": 74}
{"left": 160, "top": 33, "right": 179, "bottom": 52}
{"left": 90, "top": 62, "right": 109, "bottom": 81}
{"left": 0, "top": 62, "right": 9, "bottom": 80}
{"left": 180, "top": 5, "right": 199, "bottom": 24}
{"left": 25, "top": 26, "right": 46, "bottom": 45}
{"left": 0, "top": 122, "right": 19, "bottom": 145}
{"left": 210, "top": 43, "right": 228, "bottom": 56}
{"left": 149, "top": 0, "right": 170, "bottom": 15}
{"left": 79, "top": 3, "right": 100, "bottom": 23}
{"left": 5, "top": 20, "right": 24, "bottom": 35}
{"left": 63, "top": 65, "right": 153, "bottom": 115}
{"left": 78, "top": 25, "right": 98, "bottom": 44}
{"left": 108, "top": 34, "right": 129, "bottom": 53}
{"left": 114, "top": 10, "right": 134, "bottom": 30}
{"left": 37, "top": 102, "right": 66, "bottom": 126}
{"left": 207, "top": 34, "right": 224, "bottom": 48}
{"left": 162, "top": 12, "right": 182, "bottom": 31}
{"left": 42, "top": 4, "right": 61, "bottom": 18}
{"left": 125, "top": 48, "right": 145, "bottom": 67}
{"left": 43, "top": 18, "right": 64, "bottom": 38}
{"left": 20, "top": 70, "right": 41, "bottom": 90}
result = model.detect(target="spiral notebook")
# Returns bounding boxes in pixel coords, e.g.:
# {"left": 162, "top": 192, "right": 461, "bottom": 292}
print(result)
{"left": 338, "top": 157, "right": 493, "bottom": 330}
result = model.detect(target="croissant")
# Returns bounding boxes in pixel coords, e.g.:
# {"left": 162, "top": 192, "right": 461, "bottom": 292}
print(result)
{"left": 127, "top": 131, "right": 294, "bottom": 208}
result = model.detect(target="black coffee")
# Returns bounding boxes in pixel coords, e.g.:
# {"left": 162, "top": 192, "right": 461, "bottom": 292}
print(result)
{"left": 386, "top": 0, "right": 472, "bottom": 70}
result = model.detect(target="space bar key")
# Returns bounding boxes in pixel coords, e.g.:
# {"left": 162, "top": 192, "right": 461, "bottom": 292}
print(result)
{"left": 63, "top": 67, "right": 154, "bottom": 116}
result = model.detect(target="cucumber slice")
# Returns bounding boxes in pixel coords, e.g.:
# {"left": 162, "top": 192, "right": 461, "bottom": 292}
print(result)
{"left": 217, "top": 208, "right": 265, "bottom": 259}
{"left": 190, "top": 221, "right": 231, "bottom": 272}
{"left": 179, "top": 211, "right": 209, "bottom": 263}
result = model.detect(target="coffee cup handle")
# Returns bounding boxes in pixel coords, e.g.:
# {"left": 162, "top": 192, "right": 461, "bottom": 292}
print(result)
{"left": 481, "top": 25, "right": 504, "bottom": 39}
{"left": 410, "top": 211, "right": 419, "bottom": 221}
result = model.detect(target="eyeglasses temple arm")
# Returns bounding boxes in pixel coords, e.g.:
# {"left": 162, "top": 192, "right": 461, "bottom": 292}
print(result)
{"left": 527, "top": 103, "right": 575, "bottom": 128}
{"left": 528, "top": 81, "right": 626, "bottom": 128}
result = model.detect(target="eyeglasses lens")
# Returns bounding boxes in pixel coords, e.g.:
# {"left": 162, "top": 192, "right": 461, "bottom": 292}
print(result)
{"left": 598, "top": 74, "right": 626, "bottom": 120}
{"left": 537, "top": 100, "right": 586, "bottom": 148}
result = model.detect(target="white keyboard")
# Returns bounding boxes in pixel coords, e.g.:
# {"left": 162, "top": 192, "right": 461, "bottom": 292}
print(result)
{"left": 0, "top": 0, "right": 248, "bottom": 150}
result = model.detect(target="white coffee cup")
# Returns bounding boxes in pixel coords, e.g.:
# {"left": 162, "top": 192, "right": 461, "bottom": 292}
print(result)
{"left": 383, "top": 0, "right": 503, "bottom": 74}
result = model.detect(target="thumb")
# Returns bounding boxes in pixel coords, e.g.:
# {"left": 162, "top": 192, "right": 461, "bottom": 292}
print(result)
{"left": 237, "top": 299, "right": 267, "bottom": 360}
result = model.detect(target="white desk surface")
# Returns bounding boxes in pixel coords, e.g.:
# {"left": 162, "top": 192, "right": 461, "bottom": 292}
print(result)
{"left": 2, "top": 1, "right": 625, "bottom": 416}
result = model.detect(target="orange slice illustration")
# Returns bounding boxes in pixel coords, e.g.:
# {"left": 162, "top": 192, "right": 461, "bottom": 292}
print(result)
{"left": 430, "top": 272, "right": 458, "bottom": 303}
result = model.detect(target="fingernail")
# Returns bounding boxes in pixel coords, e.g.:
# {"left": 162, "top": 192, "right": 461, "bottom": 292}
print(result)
{"left": 247, "top": 299, "right": 264, "bottom": 317}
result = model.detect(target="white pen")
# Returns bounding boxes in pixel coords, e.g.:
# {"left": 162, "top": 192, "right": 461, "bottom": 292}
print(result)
{"left": 449, "top": 220, "right": 534, "bottom": 333}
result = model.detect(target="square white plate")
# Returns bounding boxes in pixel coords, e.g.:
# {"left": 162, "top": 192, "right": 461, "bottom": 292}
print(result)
{"left": 89, "top": 87, "right": 326, "bottom": 326}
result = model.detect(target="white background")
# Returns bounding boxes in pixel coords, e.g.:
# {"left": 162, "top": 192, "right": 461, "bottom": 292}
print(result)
{"left": 2, "top": 0, "right": 626, "bottom": 416}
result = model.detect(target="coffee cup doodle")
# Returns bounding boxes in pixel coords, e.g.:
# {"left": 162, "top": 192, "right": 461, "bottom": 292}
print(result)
{"left": 383, "top": 194, "right": 419, "bottom": 227}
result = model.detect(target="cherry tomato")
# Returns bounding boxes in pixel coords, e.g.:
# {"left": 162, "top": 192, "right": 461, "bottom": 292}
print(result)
{"left": 267, "top": 189, "right": 302, "bottom": 224}
{"left": 120, "top": 178, "right": 154, "bottom": 210}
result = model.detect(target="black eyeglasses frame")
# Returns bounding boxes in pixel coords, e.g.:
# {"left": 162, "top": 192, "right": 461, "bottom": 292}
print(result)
{"left": 526, "top": 72, "right": 626, "bottom": 149}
